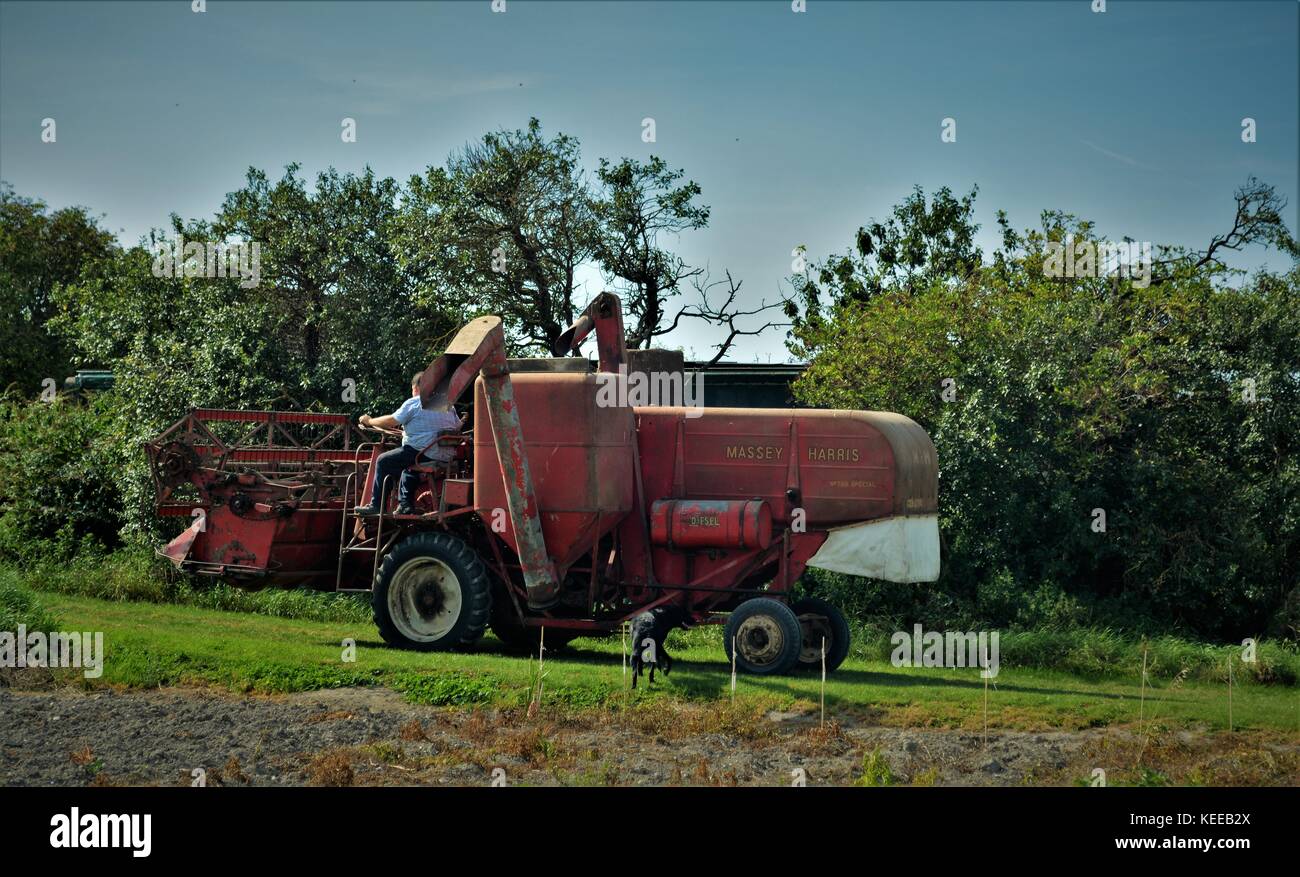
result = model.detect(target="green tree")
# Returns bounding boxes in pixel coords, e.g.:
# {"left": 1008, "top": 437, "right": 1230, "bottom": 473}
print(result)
{"left": 0, "top": 183, "right": 116, "bottom": 394}
{"left": 213, "top": 164, "right": 457, "bottom": 408}
{"left": 592, "top": 156, "right": 710, "bottom": 349}
{"left": 49, "top": 166, "right": 459, "bottom": 544}
{"left": 397, "top": 118, "right": 596, "bottom": 353}
{"left": 791, "top": 183, "right": 1299, "bottom": 639}
{"left": 790, "top": 185, "right": 982, "bottom": 328}
{"left": 0, "top": 392, "right": 124, "bottom": 561}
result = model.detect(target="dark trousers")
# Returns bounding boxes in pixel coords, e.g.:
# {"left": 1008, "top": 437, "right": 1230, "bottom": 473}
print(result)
{"left": 368, "top": 445, "right": 431, "bottom": 510}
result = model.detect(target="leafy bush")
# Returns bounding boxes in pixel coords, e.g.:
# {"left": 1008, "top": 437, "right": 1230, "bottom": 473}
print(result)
{"left": 0, "top": 392, "right": 124, "bottom": 564}
{"left": 853, "top": 748, "right": 897, "bottom": 786}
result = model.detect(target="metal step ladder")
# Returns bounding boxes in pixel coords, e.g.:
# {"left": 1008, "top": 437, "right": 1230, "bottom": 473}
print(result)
{"left": 334, "top": 471, "right": 391, "bottom": 592}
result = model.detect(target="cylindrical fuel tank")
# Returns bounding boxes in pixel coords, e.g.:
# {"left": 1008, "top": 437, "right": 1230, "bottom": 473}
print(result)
{"left": 650, "top": 499, "right": 772, "bottom": 550}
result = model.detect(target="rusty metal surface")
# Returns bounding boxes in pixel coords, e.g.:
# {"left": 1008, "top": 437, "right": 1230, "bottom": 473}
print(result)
{"left": 634, "top": 406, "right": 937, "bottom": 524}
{"left": 419, "top": 315, "right": 503, "bottom": 407}
{"left": 552, "top": 292, "right": 627, "bottom": 373}
{"left": 473, "top": 371, "right": 635, "bottom": 578}
{"left": 441, "top": 478, "right": 473, "bottom": 508}
{"left": 144, "top": 409, "right": 371, "bottom": 586}
{"left": 506, "top": 358, "right": 592, "bottom": 373}
{"left": 552, "top": 312, "right": 594, "bottom": 357}
{"left": 479, "top": 339, "right": 562, "bottom": 609}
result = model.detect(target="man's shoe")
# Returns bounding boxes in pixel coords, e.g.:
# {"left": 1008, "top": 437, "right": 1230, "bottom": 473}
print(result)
{"left": 353, "top": 504, "right": 380, "bottom": 516}
{"left": 395, "top": 505, "right": 417, "bottom": 516}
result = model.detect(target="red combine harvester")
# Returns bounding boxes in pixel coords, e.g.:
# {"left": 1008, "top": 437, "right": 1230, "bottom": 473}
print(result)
{"left": 145, "top": 293, "right": 939, "bottom": 675}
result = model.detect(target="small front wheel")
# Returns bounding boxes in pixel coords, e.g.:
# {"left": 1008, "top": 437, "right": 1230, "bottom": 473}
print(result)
{"left": 723, "top": 598, "right": 803, "bottom": 675}
{"left": 372, "top": 531, "right": 491, "bottom": 650}
{"left": 792, "top": 596, "right": 851, "bottom": 673}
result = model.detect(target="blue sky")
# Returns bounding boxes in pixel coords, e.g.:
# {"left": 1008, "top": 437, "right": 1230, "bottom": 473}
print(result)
{"left": 1, "top": 0, "right": 1296, "bottom": 361}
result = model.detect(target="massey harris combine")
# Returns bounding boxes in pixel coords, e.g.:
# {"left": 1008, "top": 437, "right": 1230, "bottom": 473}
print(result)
{"left": 145, "top": 293, "right": 939, "bottom": 675}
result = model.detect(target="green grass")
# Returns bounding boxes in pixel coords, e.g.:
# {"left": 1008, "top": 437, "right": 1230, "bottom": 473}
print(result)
{"left": 26, "top": 591, "right": 1300, "bottom": 734}
{"left": 0, "top": 580, "right": 60, "bottom": 632}
{"left": 852, "top": 626, "right": 1300, "bottom": 685}
{"left": 8, "top": 553, "right": 1297, "bottom": 685}
{"left": 9, "top": 553, "right": 1298, "bottom": 687}
{"left": 2, "top": 552, "right": 371, "bottom": 624}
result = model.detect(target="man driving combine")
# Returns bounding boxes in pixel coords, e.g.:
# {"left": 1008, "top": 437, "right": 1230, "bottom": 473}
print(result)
{"left": 354, "top": 372, "right": 464, "bottom": 516}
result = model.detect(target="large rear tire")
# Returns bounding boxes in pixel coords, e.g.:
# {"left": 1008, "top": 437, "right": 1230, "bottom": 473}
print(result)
{"left": 372, "top": 532, "right": 491, "bottom": 651}
{"left": 723, "top": 598, "right": 803, "bottom": 675}
{"left": 792, "top": 597, "right": 851, "bottom": 673}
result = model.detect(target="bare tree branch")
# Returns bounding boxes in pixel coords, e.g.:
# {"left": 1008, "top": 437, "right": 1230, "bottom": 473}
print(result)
{"left": 1149, "top": 177, "right": 1298, "bottom": 286}
{"left": 653, "top": 269, "right": 791, "bottom": 366}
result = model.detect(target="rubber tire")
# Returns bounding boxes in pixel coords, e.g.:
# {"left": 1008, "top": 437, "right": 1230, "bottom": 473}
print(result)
{"left": 372, "top": 531, "right": 491, "bottom": 651}
{"left": 723, "top": 597, "right": 803, "bottom": 676}
{"left": 792, "top": 597, "right": 851, "bottom": 673}
{"left": 489, "top": 602, "right": 577, "bottom": 654}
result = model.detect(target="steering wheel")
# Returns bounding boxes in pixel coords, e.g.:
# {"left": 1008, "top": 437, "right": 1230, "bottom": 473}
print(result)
{"left": 358, "top": 421, "right": 403, "bottom": 439}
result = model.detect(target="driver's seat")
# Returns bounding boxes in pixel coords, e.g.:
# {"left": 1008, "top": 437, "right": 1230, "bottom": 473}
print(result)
{"left": 406, "top": 432, "right": 468, "bottom": 478}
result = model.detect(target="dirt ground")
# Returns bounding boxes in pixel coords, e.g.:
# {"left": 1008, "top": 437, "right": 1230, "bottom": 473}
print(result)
{"left": 2, "top": 683, "right": 1296, "bottom": 787}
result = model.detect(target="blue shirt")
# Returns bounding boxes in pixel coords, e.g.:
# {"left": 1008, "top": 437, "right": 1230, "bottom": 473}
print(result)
{"left": 392, "top": 396, "right": 461, "bottom": 460}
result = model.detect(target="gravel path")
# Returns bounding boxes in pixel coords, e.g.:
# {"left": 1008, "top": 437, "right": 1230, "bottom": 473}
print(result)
{"left": 2, "top": 684, "right": 1295, "bottom": 787}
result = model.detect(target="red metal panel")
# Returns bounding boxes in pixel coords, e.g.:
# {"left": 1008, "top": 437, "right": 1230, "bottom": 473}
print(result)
{"left": 479, "top": 338, "right": 561, "bottom": 609}
{"left": 473, "top": 371, "right": 635, "bottom": 575}
{"left": 552, "top": 291, "right": 628, "bottom": 373}
{"left": 226, "top": 449, "right": 356, "bottom": 464}
{"left": 189, "top": 505, "right": 277, "bottom": 572}
{"left": 442, "top": 479, "right": 473, "bottom": 507}
{"left": 635, "top": 407, "right": 936, "bottom": 526}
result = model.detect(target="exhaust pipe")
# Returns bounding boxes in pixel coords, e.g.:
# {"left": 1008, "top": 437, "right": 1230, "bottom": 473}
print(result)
{"left": 552, "top": 313, "right": 594, "bottom": 357}
{"left": 552, "top": 293, "right": 627, "bottom": 373}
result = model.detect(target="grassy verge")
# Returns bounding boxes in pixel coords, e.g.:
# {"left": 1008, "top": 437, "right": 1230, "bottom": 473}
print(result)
{"left": 1, "top": 551, "right": 370, "bottom": 624}
{"left": 850, "top": 626, "right": 1300, "bottom": 685}
{"left": 6, "top": 552, "right": 1298, "bottom": 685}
{"left": 21, "top": 591, "right": 1300, "bottom": 734}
